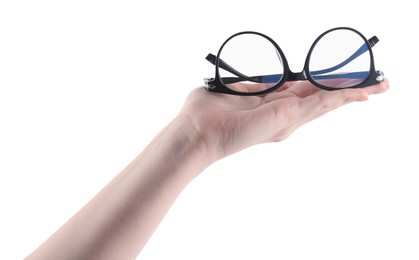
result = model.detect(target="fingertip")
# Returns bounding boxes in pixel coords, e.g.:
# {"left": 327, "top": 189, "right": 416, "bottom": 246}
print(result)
{"left": 377, "top": 78, "right": 390, "bottom": 92}
{"left": 360, "top": 90, "right": 369, "bottom": 101}
{"left": 364, "top": 77, "right": 390, "bottom": 95}
{"left": 383, "top": 77, "right": 390, "bottom": 90}
{"left": 384, "top": 77, "right": 390, "bottom": 85}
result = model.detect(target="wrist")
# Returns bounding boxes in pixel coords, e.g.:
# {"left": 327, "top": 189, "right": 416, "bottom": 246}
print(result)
{"left": 141, "top": 114, "right": 217, "bottom": 182}
{"left": 169, "top": 114, "right": 218, "bottom": 170}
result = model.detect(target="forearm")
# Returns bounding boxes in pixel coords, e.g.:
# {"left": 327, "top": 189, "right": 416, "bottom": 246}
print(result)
{"left": 26, "top": 114, "right": 214, "bottom": 259}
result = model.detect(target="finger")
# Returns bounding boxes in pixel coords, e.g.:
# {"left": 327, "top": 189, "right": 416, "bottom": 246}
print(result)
{"left": 283, "top": 81, "right": 322, "bottom": 97}
{"left": 263, "top": 81, "right": 322, "bottom": 103}
{"left": 298, "top": 88, "right": 370, "bottom": 122}
{"left": 227, "top": 82, "right": 276, "bottom": 93}
{"left": 363, "top": 77, "right": 390, "bottom": 95}
{"left": 264, "top": 77, "right": 389, "bottom": 103}
{"left": 287, "top": 77, "right": 390, "bottom": 98}
{"left": 273, "top": 81, "right": 300, "bottom": 91}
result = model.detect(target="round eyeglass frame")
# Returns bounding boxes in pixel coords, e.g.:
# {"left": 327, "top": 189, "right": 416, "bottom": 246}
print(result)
{"left": 205, "top": 27, "right": 383, "bottom": 96}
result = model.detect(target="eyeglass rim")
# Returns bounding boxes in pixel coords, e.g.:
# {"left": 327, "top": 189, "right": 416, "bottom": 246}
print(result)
{"left": 305, "top": 27, "right": 377, "bottom": 89}
{"left": 207, "top": 27, "right": 382, "bottom": 96}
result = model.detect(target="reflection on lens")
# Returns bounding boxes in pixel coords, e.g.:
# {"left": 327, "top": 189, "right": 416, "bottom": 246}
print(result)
{"left": 219, "top": 33, "right": 284, "bottom": 93}
{"left": 309, "top": 29, "right": 371, "bottom": 89}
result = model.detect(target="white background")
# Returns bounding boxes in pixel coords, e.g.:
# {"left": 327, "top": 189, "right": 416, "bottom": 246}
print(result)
{"left": 0, "top": 1, "right": 418, "bottom": 259}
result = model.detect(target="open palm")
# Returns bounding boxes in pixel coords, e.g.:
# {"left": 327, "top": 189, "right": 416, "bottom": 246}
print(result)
{"left": 180, "top": 79, "right": 389, "bottom": 159}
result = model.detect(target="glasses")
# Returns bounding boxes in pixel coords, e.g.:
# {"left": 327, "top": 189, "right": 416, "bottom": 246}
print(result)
{"left": 204, "top": 27, "right": 384, "bottom": 96}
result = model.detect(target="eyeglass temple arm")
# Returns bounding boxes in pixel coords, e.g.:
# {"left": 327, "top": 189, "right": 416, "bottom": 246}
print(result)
{"left": 206, "top": 36, "right": 379, "bottom": 83}
{"left": 206, "top": 53, "right": 259, "bottom": 82}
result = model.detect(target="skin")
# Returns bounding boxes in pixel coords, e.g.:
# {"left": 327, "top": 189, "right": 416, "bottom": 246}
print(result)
{"left": 25, "top": 79, "right": 389, "bottom": 259}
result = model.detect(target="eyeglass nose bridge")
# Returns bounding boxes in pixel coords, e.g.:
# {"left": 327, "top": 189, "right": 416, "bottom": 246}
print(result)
{"left": 285, "top": 71, "right": 308, "bottom": 82}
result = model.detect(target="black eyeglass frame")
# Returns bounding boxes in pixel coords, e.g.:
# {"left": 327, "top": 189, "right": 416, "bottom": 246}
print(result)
{"left": 204, "top": 27, "right": 384, "bottom": 96}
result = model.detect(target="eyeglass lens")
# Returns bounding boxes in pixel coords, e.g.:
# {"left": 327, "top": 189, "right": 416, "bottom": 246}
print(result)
{"left": 219, "top": 33, "right": 284, "bottom": 93}
{"left": 309, "top": 29, "right": 371, "bottom": 89}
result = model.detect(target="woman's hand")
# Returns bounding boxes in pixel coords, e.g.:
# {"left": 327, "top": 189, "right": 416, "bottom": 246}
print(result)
{"left": 26, "top": 78, "right": 388, "bottom": 260}
{"left": 180, "top": 79, "right": 389, "bottom": 161}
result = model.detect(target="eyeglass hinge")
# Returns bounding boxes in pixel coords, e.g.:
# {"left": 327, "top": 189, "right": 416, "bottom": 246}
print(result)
{"left": 376, "top": 70, "right": 384, "bottom": 82}
{"left": 204, "top": 78, "right": 216, "bottom": 90}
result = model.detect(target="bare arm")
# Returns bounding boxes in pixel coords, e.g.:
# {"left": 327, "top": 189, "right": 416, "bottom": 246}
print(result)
{"left": 26, "top": 79, "right": 389, "bottom": 259}
{"left": 26, "top": 115, "right": 211, "bottom": 259}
